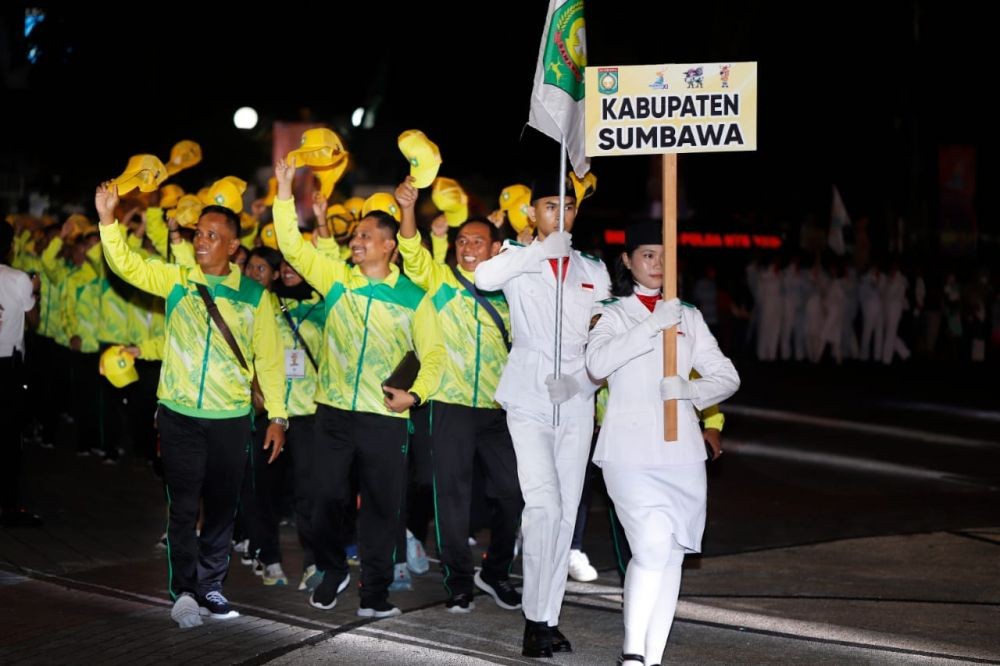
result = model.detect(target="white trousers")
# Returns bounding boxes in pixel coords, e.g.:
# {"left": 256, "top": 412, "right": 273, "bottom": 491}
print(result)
{"left": 506, "top": 408, "right": 593, "bottom": 625}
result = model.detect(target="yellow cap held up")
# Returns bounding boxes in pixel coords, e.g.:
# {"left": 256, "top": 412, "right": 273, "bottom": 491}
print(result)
{"left": 397, "top": 130, "right": 442, "bottom": 189}
{"left": 499, "top": 184, "right": 531, "bottom": 212}
{"left": 286, "top": 128, "right": 345, "bottom": 168}
{"left": 165, "top": 140, "right": 202, "bottom": 176}
{"left": 431, "top": 177, "right": 468, "bottom": 227}
{"left": 112, "top": 154, "right": 168, "bottom": 195}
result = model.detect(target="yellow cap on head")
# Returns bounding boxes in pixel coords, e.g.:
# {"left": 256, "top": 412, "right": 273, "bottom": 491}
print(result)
{"left": 361, "top": 193, "right": 401, "bottom": 222}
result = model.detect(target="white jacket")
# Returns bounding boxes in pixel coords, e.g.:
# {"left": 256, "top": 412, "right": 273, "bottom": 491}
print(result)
{"left": 586, "top": 294, "right": 740, "bottom": 466}
{"left": 475, "top": 239, "right": 611, "bottom": 419}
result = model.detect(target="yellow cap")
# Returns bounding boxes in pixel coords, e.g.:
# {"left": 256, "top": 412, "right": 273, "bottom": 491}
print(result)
{"left": 326, "top": 204, "right": 355, "bottom": 237}
{"left": 344, "top": 196, "right": 365, "bottom": 221}
{"left": 286, "top": 128, "right": 346, "bottom": 168}
{"left": 171, "top": 194, "right": 204, "bottom": 229}
{"left": 361, "top": 193, "right": 401, "bottom": 222}
{"left": 64, "top": 213, "right": 92, "bottom": 241}
{"left": 112, "top": 154, "right": 168, "bottom": 195}
{"left": 165, "top": 140, "right": 202, "bottom": 176}
{"left": 570, "top": 171, "right": 597, "bottom": 207}
{"left": 259, "top": 222, "right": 278, "bottom": 249}
{"left": 99, "top": 345, "right": 139, "bottom": 388}
{"left": 197, "top": 187, "right": 212, "bottom": 205}
{"left": 431, "top": 177, "right": 469, "bottom": 227}
{"left": 206, "top": 177, "right": 246, "bottom": 214}
{"left": 159, "top": 184, "right": 185, "bottom": 209}
{"left": 262, "top": 177, "right": 278, "bottom": 207}
{"left": 313, "top": 155, "right": 349, "bottom": 199}
{"left": 507, "top": 194, "right": 534, "bottom": 233}
{"left": 397, "top": 130, "right": 442, "bottom": 189}
{"left": 499, "top": 184, "right": 531, "bottom": 212}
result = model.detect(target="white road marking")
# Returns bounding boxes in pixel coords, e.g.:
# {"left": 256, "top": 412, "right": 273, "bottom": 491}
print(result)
{"left": 729, "top": 439, "right": 997, "bottom": 489}
{"left": 724, "top": 404, "right": 999, "bottom": 449}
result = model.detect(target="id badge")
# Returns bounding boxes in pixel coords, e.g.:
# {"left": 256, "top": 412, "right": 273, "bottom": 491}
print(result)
{"left": 285, "top": 349, "right": 306, "bottom": 379}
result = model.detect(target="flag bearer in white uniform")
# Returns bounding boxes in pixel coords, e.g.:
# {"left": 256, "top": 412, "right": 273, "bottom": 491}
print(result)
{"left": 586, "top": 221, "right": 740, "bottom": 666}
{"left": 475, "top": 172, "right": 610, "bottom": 658}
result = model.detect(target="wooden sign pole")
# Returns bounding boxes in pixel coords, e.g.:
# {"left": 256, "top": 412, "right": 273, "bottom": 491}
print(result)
{"left": 662, "top": 153, "right": 678, "bottom": 442}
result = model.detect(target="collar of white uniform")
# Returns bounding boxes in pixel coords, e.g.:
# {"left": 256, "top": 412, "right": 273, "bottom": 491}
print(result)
{"left": 633, "top": 283, "right": 660, "bottom": 296}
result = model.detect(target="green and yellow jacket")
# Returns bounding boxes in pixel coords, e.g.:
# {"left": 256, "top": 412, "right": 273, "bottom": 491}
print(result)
{"left": 397, "top": 232, "right": 509, "bottom": 409}
{"left": 273, "top": 198, "right": 445, "bottom": 419}
{"left": 99, "top": 221, "right": 287, "bottom": 420}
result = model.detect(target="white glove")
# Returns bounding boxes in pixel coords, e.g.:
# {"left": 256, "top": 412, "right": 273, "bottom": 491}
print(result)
{"left": 659, "top": 375, "right": 697, "bottom": 401}
{"left": 644, "top": 298, "right": 682, "bottom": 335}
{"left": 545, "top": 374, "right": 580, "bottom": 405}
{"left": 539, "top": 231, "right": 572, "bottom": 259}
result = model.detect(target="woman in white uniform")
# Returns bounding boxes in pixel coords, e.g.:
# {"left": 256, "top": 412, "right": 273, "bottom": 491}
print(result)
{"left": 586, "top": 221, "right": 740, "bottom": 666}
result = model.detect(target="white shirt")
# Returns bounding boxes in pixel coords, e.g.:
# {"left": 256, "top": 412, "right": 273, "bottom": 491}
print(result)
{"left": 0, "top": 264, "right": 35, "bottom": 357}
{"left": 587, "top": 294, "right": 740, "bottom": 466}
{"left": 475, "top": 239, "right": 611, "bottom": 419}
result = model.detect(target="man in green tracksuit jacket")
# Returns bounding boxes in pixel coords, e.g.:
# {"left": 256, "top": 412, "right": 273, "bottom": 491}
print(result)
{"left": 272, "top": 159, "right": 445, "bottom": 618}
{"left": 95, "top": 182, "right": 287, "bottom": 629}
{"left": 395, "top": 176, "right": 523, "bottom": 615}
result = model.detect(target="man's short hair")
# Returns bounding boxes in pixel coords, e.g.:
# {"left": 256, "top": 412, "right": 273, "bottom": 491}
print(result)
{"left": 364, "top": 210, "right": 400, "bottom": 243}
{"left": 458, "top": 216, "right": 501, "bottom": 244}
{"left": 199, "top": 205, "right": 241, "bottom": 238}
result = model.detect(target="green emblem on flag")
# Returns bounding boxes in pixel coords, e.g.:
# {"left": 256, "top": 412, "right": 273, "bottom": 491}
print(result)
{"left": 542, "top": 1, "right": 587, "bottom": 102}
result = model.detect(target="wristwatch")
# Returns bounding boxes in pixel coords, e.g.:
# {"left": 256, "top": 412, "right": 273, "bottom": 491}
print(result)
{"left": 408, "top": 392, "right": 422, "bottom": 408}
{"left": 270, "top": 417, "right": 290, "bottom": 432}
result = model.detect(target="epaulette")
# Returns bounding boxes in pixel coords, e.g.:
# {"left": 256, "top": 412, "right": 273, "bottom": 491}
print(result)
{"left": 599, "top": 297, "right": 618, "bottom": 305}
{"left": 580, "top": 252, "right": 602, "bottom": 262}
{"left": 506, "top": 240, "right": 525, "bottom": 247}
{"left": 680, "top": 300, "right": 696, "bottom": 308}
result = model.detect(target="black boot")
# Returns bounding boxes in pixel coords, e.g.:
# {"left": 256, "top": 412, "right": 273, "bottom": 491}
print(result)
{"left": 549, "top": 625, "right": 572, "bottom": 653}
{"left": 522, "top": 620, "right": 553, "bottom": 658}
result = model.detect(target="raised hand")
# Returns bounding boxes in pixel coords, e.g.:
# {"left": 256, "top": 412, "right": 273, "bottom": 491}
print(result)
{"left": 274, "top": 159, "right": 295, "bottom": 200}
{"left": 95, "top": 182, "right": 120, "bottom": 225}
{"left": 394, "top": 177, "right": 418, "bottom": 211}
{"left": 311, "top": 190, "right": 328, "bottom": 221}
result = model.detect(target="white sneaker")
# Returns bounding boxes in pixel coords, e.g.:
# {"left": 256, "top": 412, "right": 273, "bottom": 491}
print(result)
{"left": 233, "top": 538, "right": 249, "bottom": 555}
{"left": 567, "top": 549, "right": 598, "bottom": 582}
{"left": 170, "top": 593, "right": 203, "bottom": 629}
{"left": 262, "top": 563, "right": 287, "bottom": 586}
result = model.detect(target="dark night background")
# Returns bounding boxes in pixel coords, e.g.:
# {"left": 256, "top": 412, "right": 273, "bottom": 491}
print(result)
{"left": 0, "top": 1, "right": 992, "bottom": 261}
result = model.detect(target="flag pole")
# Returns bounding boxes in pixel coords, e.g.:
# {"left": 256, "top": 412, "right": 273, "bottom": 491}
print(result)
{"left": 553, "top": 136, "right": 568, "bottom": 427}
{"left": 662, "top": 154, "right": 678, "bottom": 441}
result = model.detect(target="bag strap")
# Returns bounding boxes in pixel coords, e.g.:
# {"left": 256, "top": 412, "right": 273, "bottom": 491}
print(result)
{"left": 279, "top": 298, "right": 319, "bottom": 371}
{"left": 449, "top": 264, "right": 511, "bottom": 351}
{"left": 195, "top": 283, "right": 250, "bottom": 372}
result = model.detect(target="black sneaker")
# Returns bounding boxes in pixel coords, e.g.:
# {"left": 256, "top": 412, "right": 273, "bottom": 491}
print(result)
{"left": 309, "top": 571, "right": 350, "bottom": 610}
{"left": 197, "top": 590, "right": 239, "bottom": 619}
{"left": 445, "top": 592, "right": 475, "bottom": 614}
{"left": 474, "top": 570, "right": 521, "bottom": 610}
{"left": 357, "top": 599, "right": 402, "bottom": 618}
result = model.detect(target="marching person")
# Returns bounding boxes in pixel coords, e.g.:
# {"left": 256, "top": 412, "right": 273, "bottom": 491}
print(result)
{"left": 586, "top": 221, "right": 740, "bottom": 666}
{"left": 394, "top": 176, "right": 524, "bottom": 614}
{"left": 271, "top": 159, "right": 445, "bottom": 618}
{"left": 95, "top": 183, "right": 288, "bottom": 629}
{"left": 475, "top": 169, "right": 610, "bottom": 658}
